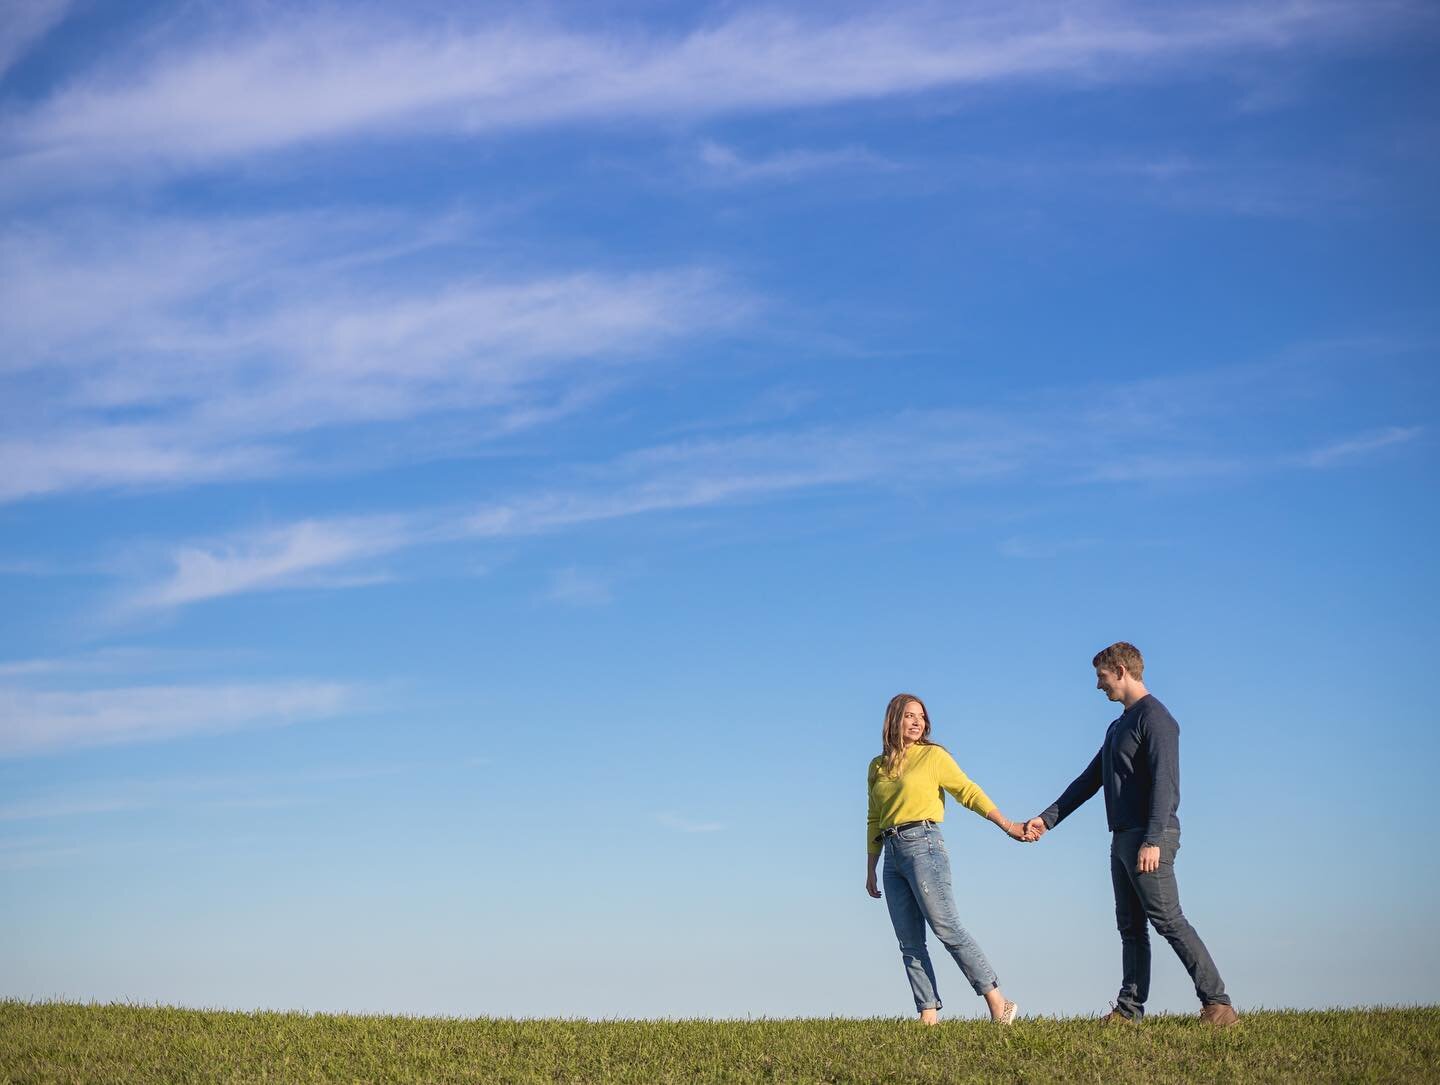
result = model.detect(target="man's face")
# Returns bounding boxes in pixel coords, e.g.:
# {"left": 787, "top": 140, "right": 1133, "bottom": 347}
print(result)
{"left": 1095, "top": 667, "right": 1124, "bottom": 702}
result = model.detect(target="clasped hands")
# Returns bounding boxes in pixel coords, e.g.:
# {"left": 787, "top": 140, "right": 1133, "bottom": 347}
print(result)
{"left": 1002, "top": 817, "right": 1048, "bottom": 843}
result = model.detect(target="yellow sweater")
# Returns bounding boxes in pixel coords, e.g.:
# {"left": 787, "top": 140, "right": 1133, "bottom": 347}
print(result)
{"left": 866, "top": 744, "right": 996, "bottom": 856}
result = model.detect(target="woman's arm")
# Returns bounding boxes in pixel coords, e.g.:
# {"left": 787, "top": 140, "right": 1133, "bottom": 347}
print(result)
{"left": 932, "top": 748, "right": 999, "bottom": 819}
{"left": 932, "top": 751, "right": 1027, "bottom": 840}
{"left": 865, "top": 758, "right": 883, "bottom": 894}
{"left": 986, "top": 808, "right": 1027, "bottom": 840}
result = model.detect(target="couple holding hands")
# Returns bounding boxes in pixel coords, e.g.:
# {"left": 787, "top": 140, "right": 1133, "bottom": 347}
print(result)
{"left": 864, "top": 642, "right": 1239, "bottom": 1027}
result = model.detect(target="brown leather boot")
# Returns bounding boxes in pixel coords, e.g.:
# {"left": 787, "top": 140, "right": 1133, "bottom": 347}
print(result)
{"left": 1199, "top": 1003, "right": 1240, "bottom": 1028}
{"left": 1100, "top": 1004, "right": 1138, "bottom": 1025}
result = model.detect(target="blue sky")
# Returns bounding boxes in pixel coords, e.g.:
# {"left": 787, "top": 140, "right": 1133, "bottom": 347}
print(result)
{"left": 1, "top": 0, "right": 1437, "bottom": 1019}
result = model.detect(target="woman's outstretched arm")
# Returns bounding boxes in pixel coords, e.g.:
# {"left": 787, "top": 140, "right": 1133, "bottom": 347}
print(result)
{"left": 986, "top": 808, "right": 1028, "bottom": 841}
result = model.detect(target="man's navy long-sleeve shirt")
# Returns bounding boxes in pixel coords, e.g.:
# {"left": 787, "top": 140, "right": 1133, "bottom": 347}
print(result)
{"left": 1040, "top": 694, "right": 1181, "bottom": 843}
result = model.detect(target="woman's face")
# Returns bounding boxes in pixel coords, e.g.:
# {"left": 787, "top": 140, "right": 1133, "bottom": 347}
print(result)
{"left": 901, "top": 700, "right": 927, "bottom": 745}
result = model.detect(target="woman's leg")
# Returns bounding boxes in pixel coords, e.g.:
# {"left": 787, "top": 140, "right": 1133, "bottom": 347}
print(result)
{"left": 915, "top": 828, "right": 1016, "bottom": 1021}
{"left": 882, "top": 840, "right": 942, "bottom": 1018}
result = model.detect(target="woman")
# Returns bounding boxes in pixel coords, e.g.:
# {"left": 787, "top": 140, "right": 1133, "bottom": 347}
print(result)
{"left": 865, "top": 692, "right": 1026, "bottom": 1024}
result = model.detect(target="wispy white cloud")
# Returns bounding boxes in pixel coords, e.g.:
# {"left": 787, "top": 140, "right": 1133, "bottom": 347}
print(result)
{"left": 545, "top": 566, "right": 615, "bottom": 607}
{"left": 122, "top": 409, "right": 1040, "bottom": 610}
{"left": 138, "top": 516, "right": 420, "bottom": 609}
{"left": 997, "top": 536, "right": 1103, "bottom": 560}
{"left": 1298, "top": 425, "right": 1423, "bottom": 468}
{"left": 0, "top": 209, "right": 741, "bottom": 390}
{"left": 0, "top": 680, "right": 354, "bottom": 757}
{"left": 113, "top": 357, "right": 1430, "bottom": 612}
{"left": 934, "top": 148, "right": 1378, "bottom": 219}
{"left": 696, "top": 140, "right": 895, "bottom": 183}
{"left": 1080, "top": 419, "right": 1425, "bottom": 483}
{"left": 0, "top": 426, "right": 286, "bottom": 504}
{"left": 0, "top": 793, "right": 146, "bottom": 821}
{"left": 1084, "top": 454, "right": 1250, "bottom": 483}
{"left": 2, "top": 3, "right": 1421, "bottom": 184}
{"left": 0, "top": 209, "right": 750, "bottom": 502}
{"left": 466, "top": 413, "right": 1034, "bottom": 535}
{"left": 657, "top": 811, "right": 724, "bottom": 833}
{"left": 0, "top": 762, "right": 401, "bottom": 818}
{"left": 0, "top": 0, "right": 71, "bottom": 80}
{"left": 0, "top": 646, "right": 248, "bottom": 679}
{"left": 0, "top": 840, "right": 86, "bottom": 870}
{"left": 1099, "top": 155, "right": 1373, "bottom": 217}
{"left": 124, "top": 517, "right": 418, "bottom": 611}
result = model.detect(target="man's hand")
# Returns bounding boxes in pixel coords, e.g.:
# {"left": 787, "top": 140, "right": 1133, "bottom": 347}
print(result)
{"left": 1136, "top": 844, "right": 1160, "bottom": 874}
{"left": 1022, "top": 817, "right": 1048, "bottom": 842}
{"left": 865, "top": 869, "right": 881, "bottom": 898}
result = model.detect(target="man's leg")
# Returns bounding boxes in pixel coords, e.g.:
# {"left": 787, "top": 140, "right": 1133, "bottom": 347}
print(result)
{"left": 1110, "top": 831, "right": 1151, "bottom": 1019}
{"left": 1130, "top": 829, "right": 1231, "bottom": 1008}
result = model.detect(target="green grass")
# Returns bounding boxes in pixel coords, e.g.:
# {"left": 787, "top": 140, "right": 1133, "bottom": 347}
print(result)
{"left": 2, "top": 1002, "right": 1437, "bottom": 1084}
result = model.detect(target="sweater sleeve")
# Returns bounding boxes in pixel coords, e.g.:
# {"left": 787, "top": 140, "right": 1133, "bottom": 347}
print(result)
{"left": 1041, "top": 745, "right": 1103, "bottom": 829}
{"left": 866, "top": 760, "right": 882, "bottom": 856}
{"left": 1143, "top": 709, "right": 1180, "bottom": 843}
{"left": 933, "top": 748, "right": 997, "bottom": 819}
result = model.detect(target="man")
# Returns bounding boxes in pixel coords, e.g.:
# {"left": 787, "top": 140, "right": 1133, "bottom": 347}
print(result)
{"left": 1023, "top": 642, "right": 1239, "bottom": 1027}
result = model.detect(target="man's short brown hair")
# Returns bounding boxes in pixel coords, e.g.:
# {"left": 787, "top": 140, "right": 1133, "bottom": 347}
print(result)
{"left": 1093, "top": 641, "right": 1144, "bottom": 678}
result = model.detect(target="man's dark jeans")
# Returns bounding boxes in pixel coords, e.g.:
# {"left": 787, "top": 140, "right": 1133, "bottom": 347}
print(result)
{"left": 1110, "top": 828, "right": 1231, "bottom": 1019}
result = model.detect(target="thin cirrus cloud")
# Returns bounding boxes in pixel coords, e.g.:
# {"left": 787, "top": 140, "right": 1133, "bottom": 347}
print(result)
{"left": 0, "top": 210, "right": 743, "bottom": 392}
{"left": 695, "top": 140, "right": 896, "bottom": 184}
{"left": 0, "top": 646, "right": 249, "bottom": 679}
{"left": 1298, "top": 425, "right": 1423, "bottom": 468}
{"left": 0, "top": 0, "right": 71, "bottom": 80}
{"left": 136, "top": 515, "right": 423, "bottom": 610}
{"left": 1, "top": 2, "right": 1420, "bottom": 182}
{"left": 0, "top": 426, "right": 287, "bottom": 505}
{"left": 942, "top": 151, "right": 1378, "bottom": 219}
{"left": 112, "top": 365, "right": 1431, "bottom": 613}
{"left": 0, "top": 763, "right": 404, "bottom": 820}
{"left": 0, "top": 842, "right": 86, "bottom": 872}
{"left": 124, "top": 410, "right": 1036, "bottom": 611}
{"left": 0, "top": 208, "right": 749, "bottom": 502}
{"left": 657, "top": 811, "right": 724, "bottom": 833}
{"left": 1082, "top": 426, "right": 1425, "bottom": 483}
{"left": 545, "top": 567, "right": 615, "bottom": 607}
{"left": 0, "top": 679, "right": 354, "bottom": 758}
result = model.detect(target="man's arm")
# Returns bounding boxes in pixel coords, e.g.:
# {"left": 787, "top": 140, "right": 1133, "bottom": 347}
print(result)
{"left": 1029, "top": 746, "right": 1104, "bottom": 837}
{"left": 1143, "top": 709, "right": 1180, "bottom": 846}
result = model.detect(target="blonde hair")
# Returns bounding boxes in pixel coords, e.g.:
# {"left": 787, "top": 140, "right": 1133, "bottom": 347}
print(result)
{"left": 879, "top": 693, "right": 942, "bottom": 778}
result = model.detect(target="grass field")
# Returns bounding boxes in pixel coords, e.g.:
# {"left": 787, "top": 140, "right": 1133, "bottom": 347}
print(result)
{"left": 2, "top": 1002, "right": 1437, "bottom": 1084}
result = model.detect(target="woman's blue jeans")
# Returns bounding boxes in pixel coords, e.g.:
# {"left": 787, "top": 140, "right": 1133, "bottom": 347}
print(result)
{"left": 882, "top": 822, "right": 999, "bottom": 1012}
